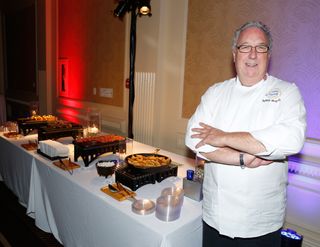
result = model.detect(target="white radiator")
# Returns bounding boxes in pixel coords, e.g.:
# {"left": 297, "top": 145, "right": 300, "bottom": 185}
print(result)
{"left": 133, "top": 72, "right": 156, "bottom": 145}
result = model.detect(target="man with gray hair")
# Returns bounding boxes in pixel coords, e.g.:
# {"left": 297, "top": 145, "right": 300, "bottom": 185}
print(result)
{"left": 185, "top": 21, "right": 306, "bottom": 246}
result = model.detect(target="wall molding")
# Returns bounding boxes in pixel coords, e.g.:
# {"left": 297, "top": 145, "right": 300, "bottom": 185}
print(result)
{"left": 286, "top": 138, "right": 320, "bottom": 247}
{"left": 288, "top": 138, "right": 320, "bottom": 189}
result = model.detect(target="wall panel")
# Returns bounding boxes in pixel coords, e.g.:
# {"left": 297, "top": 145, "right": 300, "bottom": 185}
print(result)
{"left": 183, "top": 0, "right": 320, "bottom": 140}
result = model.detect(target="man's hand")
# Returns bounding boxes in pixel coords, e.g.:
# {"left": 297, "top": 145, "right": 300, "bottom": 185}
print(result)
{"left": 191, "top": 122, "right": 226, "bottom": 148}
{"left": 191, "top": 122, "right": 266, "bottom": 155}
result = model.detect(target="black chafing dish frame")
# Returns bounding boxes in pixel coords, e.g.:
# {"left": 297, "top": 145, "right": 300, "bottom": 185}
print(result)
{"left": 37, "top": 123, "right": 83, "bottom": 141}
{"left": 73, "top": 139, "right": 126, "bottom": 167}
{"left": 115, "top": 164, "right": 178, "bottom": 191}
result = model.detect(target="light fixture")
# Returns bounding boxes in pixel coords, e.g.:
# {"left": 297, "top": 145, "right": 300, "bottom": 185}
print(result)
{"left": 113, "top": 0, "right": 130, "bottom": 17}
{"left": 113, "top": 0, "right": 152, "bottom": 139}
{"left": 137, "top": 0, "right": 151, "bottom": 16}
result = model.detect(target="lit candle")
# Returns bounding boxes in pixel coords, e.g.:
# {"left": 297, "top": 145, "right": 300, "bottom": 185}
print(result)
{"left": 89, "top": 126, "right": 99, "bottom": 134}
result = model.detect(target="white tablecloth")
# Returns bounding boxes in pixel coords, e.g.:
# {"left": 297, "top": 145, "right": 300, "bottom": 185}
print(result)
{"left": 0, "top": 134, "right": 203, "bottom": 247}
{"left": 0, "top": 134, "right": 37, "bottom": 206}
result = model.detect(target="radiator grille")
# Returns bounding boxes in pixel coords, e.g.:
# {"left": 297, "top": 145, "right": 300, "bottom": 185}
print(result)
{"left": 133, "top": 72, "right": 155, "bottom": 145}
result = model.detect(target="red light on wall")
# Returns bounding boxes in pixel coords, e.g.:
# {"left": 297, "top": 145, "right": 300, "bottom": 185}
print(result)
{"left": 58, "top": 107, "right": 81, "bottom": 124}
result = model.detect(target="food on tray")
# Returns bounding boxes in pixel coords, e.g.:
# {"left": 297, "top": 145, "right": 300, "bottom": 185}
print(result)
{"left": 30, "top": 114, "right": 56, "bottom": 122}
{"left": 127, "top": 154, "right": 171, "bottom": 168}
{"left": 45, "top": 120, "right": 73, "bottom": 129}
{"left": 75, "top": 134, "right": 125, "bottom": 144}
{"left": 3, "top": 132, "right": 19, "bottom": 138}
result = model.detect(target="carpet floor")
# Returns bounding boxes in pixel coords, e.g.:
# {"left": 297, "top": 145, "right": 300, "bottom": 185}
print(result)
{"left": 0, "top": 182, "right": 63, "bottom": 247}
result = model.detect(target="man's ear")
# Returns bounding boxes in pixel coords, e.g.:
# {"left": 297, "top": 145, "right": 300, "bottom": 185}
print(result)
{"left": 232, "top": 51, "right": 236, "bottom": 63}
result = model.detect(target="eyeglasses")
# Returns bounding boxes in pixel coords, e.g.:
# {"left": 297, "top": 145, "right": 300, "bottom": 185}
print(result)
{"left": 237, "top": 45, "right": 269, "bottom": 53}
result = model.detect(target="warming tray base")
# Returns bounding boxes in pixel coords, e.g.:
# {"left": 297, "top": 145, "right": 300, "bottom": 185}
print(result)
{"left": 115, "top": 164, "right": 178, "bottom": 191}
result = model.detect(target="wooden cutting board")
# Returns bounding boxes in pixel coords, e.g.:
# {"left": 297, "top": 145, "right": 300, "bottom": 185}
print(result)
{"left": 21, "top": 143, "right": 38, "bottom": 151}
{"left": 101, "top": 184, "right": 136, "bottom": 201}
{"left": 52, "top": 159, "right": 80, "bottom": 170}
{"left": 3, "top": 132, "right": 19, "bottom": 138}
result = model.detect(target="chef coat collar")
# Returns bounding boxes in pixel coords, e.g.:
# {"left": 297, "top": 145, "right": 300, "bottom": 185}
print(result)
{"left": 236, "top": 74, "right": 268, "bottom": 90}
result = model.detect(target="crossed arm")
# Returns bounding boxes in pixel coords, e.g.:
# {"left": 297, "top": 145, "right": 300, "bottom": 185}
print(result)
{"left": 191, "top": 122, "right": 273, "bottom": 168}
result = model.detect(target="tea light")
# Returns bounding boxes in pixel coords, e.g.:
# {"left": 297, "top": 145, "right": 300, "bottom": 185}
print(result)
{"left": 86, "top": 108, "right": 101, "bottom": 136}
{"left": 88, "top": 126, "right": 99, "bottom": 134}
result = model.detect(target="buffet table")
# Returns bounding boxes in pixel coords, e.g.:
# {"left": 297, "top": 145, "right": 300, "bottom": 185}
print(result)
{"left": 0, "top": 133, "right": 202, "bottom": 247}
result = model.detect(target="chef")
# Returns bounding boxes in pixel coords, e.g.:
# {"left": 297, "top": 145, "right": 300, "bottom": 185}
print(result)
{"left": 185, "top": 21, "right": 306, "bottom": 247}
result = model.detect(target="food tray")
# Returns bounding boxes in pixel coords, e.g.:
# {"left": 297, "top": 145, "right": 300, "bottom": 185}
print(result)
{"left": 125, "top": 153, "right": 171, "bottom": 173}
{"left": 17, "top": 118, "right": 50, "bottom": 135}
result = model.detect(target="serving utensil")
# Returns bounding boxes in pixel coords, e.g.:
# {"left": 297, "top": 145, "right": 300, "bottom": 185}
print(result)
{"left": 108, "top": 183, "right": 135, "bottom": 202}
{"left": 59, "top": 158, "right": 73, "bottom": 175}
{"left": 117, "top": 182, "right": 136, "bottom": 202}
{"left": 108, "top": 184, "right": 119, "bottom": 193}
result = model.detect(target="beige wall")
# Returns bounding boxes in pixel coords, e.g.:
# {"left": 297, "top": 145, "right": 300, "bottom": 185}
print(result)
{"left": 183, "top": 0, "right": 320, "bottom": 140}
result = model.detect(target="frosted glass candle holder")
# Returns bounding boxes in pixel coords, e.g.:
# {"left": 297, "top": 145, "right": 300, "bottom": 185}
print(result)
{"left": 87, "top": 108, "right": 101, "bottom": 136}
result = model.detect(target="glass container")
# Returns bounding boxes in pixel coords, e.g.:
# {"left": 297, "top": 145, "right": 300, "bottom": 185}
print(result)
{"left": 87, "top": 108, "right": 101, "bottom": 136}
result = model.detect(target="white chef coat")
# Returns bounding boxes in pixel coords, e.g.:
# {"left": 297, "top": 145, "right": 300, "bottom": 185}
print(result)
{"left": 185, "top": 75, "right": 306, "bottom": 238}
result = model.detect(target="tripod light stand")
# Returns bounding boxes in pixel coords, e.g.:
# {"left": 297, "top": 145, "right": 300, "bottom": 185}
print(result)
{"left": 114, "top": 0, "right": 151, "bottom": 139}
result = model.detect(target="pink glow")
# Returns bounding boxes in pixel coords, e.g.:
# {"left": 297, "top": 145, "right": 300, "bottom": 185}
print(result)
{"left": 58, "top": 98, "right": 85, "bottom": 109}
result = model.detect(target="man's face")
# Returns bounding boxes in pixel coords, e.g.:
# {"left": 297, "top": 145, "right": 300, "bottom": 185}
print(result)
{"left": 232, "top": 27, "right": 270, "bottom": 86}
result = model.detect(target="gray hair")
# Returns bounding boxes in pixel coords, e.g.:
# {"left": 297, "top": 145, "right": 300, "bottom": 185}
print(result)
{"left": 232, "top": 21, "right": 273, "bottom": 53}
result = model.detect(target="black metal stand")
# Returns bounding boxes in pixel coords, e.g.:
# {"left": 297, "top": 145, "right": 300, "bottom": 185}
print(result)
{"left": 114, "top": 0, "right": 151, "bottom": 139}
{"left": 128, "top": 9, "right": 137, "bottom": 139}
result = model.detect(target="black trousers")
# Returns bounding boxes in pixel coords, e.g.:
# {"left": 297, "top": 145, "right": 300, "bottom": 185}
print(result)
{"left": 203, "top": 221, "right": 282, "bottom": 247}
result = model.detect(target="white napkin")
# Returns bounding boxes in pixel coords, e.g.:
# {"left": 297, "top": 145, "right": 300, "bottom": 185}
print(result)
{"left": 39, "top": 140, "right": 69, "bottom": 157}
